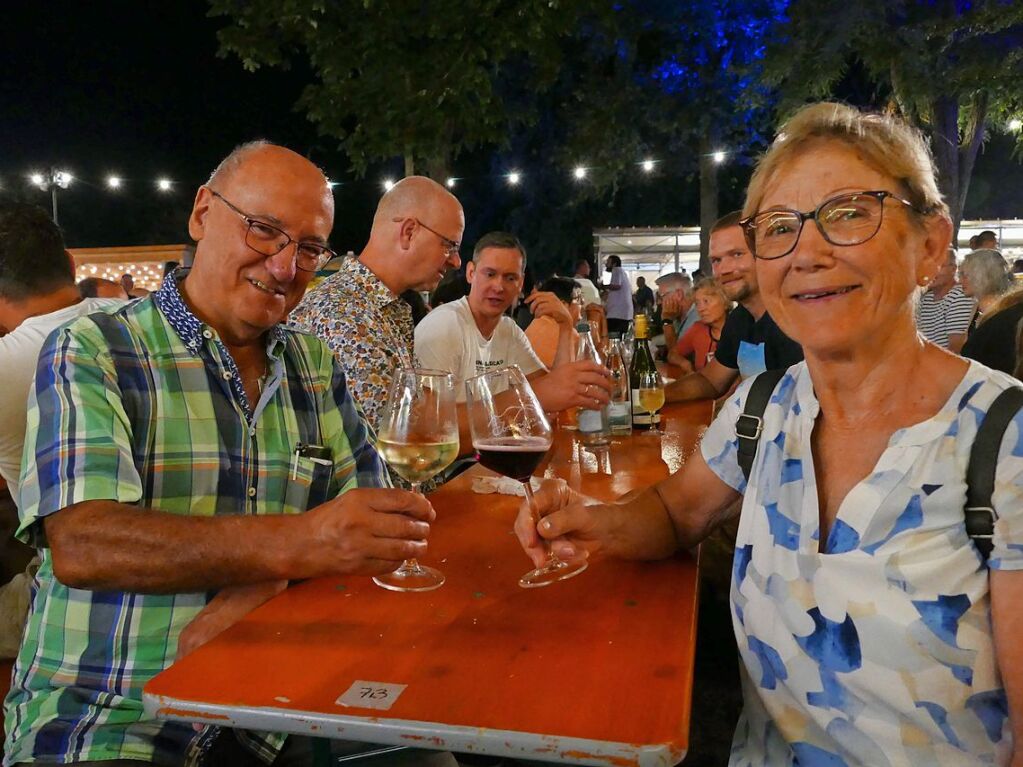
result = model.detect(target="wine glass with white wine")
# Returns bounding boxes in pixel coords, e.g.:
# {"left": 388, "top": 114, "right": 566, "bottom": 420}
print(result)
{"left": 466, "top": 366, "right": 587, "bottom": 588}
{"left": 373, "top": 368, "right": 459, "bottom": 592}
{"left": 636, "top": 368, "right": 666, "bottom": 434}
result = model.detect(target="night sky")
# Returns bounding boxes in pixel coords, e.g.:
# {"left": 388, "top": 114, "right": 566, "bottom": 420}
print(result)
{"left": 3, "top": 1, "right": 1020, "bottom": 259}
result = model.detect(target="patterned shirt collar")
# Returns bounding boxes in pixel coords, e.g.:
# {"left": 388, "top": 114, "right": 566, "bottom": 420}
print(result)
{"left": 345, "top": 256, "right": 404, "bottom": 310}
{"left": 153, "top": 267, "right": 288, "bottom": 357}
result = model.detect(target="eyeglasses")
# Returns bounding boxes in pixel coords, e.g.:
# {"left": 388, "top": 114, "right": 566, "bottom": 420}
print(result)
{"left": 394, "top": 217, "right": 461, "bottom": 259}
{"left": 208, "top": 189, "right": 336, "bottom": 272}
{"left": 740, "top": 190, "right": 925, "bottom": 261}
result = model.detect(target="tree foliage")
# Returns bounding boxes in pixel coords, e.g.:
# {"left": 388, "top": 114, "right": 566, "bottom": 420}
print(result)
{"left": 208, "top": 0, "right": 607, "bottom": 178}
{"left": 761, "top": 0, "right": 1023, "bottom": 231}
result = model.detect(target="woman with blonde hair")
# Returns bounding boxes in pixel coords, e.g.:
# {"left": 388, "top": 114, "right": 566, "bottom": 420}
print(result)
{"left": 516, "top": 102, "right": 1023, "bottom": 765}
{"left": 667, "top": 277, "right": 731, "bottom": 372}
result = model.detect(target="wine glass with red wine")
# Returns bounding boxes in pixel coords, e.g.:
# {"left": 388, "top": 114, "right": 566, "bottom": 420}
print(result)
{"left": 465, "top": 365, "right": 587, "bottom": 588}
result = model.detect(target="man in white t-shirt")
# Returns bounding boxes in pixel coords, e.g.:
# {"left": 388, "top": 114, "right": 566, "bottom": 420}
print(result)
{"left": 415, "top": 231, "right": 611, "bottom": 407}
{"left": 572, "top": 258, "right": 602, "bottom": 308}
{"left": 602, "top": 255, "right": 634, "bottom": 334}
{"left": 0, "top": 203, "right": 123, "bottom": 657}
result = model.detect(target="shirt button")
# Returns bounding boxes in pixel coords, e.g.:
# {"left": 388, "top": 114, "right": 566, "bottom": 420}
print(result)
{"left": 248, "top": 487, "right": 256, "bottom": 498}
{"left": 222, "top": 371, "right": 233, "bottom": 380}
{"left": 202, "top": 329, "right": 213, "bottom": 340}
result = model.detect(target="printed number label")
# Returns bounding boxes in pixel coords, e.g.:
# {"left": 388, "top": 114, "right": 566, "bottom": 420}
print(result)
{"left": 336, "top": 680, "right": 407, "bottom": 711}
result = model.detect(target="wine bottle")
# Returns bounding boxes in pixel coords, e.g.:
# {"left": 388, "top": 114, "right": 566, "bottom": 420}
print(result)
{"left": 606, "top": 333, "right": 632, "bottom": 435}
{"left": 575, "top": 321, "right": 610, "bottom": 446}
{"left": 629, "top": 314, "right": 660, "bottom": 430}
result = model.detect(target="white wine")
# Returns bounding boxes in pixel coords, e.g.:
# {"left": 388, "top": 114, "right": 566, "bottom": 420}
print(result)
{"left": 377, "top": 438, "right": 459, "bottom": 484}
{"left": 638, "top": 387, "right": 665, "bottom": 413}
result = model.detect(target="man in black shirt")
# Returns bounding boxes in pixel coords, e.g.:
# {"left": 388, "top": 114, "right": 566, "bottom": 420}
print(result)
{"left": 666, "top": 212, "right": 803, "bottom": 402}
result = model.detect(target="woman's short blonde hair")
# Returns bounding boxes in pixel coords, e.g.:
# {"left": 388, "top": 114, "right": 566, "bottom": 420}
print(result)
{"left": 743, "top": 102, "right": 949, "bottom": 221}
{"left": 693, "top": 277, "right": 733, "bottom": 311}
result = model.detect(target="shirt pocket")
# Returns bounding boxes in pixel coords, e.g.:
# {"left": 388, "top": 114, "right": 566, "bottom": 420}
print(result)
{"left": 283, "top": 455, "right": 333, "bottom": 512}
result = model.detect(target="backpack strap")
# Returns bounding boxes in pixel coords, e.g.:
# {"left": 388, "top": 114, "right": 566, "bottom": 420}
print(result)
{"left": 736, "top": 369, "right": 787, "bottom": 483}
{"left": 965, "top": 386, "right": 1023, "bottom": 561}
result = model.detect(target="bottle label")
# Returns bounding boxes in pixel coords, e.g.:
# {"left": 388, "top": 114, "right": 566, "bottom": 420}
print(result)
{"left": 631, "top": 389, "right": 661, "bottom": 425}
{"left": 609, "top": 401, "right": 632, "bottom": 433}
{"left": 578, "top": 408, "right": 605, "bottom": 433}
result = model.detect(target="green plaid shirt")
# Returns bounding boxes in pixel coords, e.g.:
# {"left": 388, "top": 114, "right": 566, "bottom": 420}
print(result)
{"left": 4, "top": 270, "right": 387, "bottom": 766}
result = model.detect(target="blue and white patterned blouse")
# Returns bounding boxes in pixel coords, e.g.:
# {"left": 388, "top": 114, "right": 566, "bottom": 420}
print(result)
{"left": 701, "top": 361, "right": 1023, "bottom": 766}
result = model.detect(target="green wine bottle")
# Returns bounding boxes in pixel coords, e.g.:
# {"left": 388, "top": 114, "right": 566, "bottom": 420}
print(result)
{"left": 629, "top": 314, "right": 660, "bottom": 430}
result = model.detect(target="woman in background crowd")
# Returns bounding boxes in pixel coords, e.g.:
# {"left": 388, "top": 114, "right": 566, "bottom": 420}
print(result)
{"left": 668, "top": 277, "right": 731, "bottom": 373}
{"left": 960, "top": 248, "right": 1013, "bottom": 330}
{"left": 525, "top": 276, "right": 581, "bottom": 368}
{"left": 963, "top": 285, "right": 1023, "bottom": 379}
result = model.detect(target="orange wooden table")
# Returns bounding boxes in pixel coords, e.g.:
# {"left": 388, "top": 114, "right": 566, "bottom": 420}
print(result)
{"left": 143, "top": 399, "right": 713, "bottom": 766}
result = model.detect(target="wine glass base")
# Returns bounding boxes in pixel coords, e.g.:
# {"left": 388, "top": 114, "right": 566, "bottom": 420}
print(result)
{"left": 374, "top": 564, "right": 445, "bottom": 592}
{"left": 518, "top": 559, "right": 588, "bottom": 589}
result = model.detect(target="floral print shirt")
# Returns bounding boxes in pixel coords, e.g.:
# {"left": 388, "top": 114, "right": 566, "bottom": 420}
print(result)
{"left": 290, "top": 256, "right": 415, "bottom": 435}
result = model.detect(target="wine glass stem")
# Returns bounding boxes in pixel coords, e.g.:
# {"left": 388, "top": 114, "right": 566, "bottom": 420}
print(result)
{"left": 523, "top": 480, "right": 559, "bottom": 566}
{"left": 405, "top": 482, "right": 423, "bottom": 569}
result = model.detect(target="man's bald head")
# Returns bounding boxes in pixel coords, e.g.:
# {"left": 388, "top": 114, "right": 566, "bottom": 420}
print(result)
{"left": 361, "top": 176, "right": 464, "bottom": 294}
{"left": 186, "top": 141, "right": 335, "bottom": 345}
{"left": 372, "top": 176, "right": 460, "bottom": 231}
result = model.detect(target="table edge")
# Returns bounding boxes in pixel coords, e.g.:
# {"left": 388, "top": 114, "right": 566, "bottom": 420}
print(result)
{"left": 142, "top": 692, "right": 687, "bottom": 767}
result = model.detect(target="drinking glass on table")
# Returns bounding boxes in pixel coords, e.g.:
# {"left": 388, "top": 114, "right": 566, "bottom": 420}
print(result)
{"left": 636, "top": 368, "right": 666, "bottom": 434}
{"left": 465, "top": 366, "right": 587, "bottom": 589}
{"left": 373, "top": 368, "right": 459, "bottom": 592}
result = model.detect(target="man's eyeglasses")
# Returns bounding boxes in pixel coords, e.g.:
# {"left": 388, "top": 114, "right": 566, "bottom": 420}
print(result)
{"left": 208, "top": 189, "right": 336, "bottom": 272}
{"left": 740, "top": 190, "right": 925, "bottom": 261}
{"left": 394, "top": 217, "right": 460, "bottom": 259}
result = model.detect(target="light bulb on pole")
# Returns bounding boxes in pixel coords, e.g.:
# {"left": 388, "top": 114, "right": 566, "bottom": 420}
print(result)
{"left": 28, "top": 168, "right": 72, "bottom": 224}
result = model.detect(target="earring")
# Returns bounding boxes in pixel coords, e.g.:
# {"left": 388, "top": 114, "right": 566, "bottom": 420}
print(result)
{"left": 919, "top": 275, "right": 931, "bottom": 286}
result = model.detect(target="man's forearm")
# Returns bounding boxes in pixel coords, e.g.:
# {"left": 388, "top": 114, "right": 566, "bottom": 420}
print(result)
{"left": 45, "top": 501, "right": 306, "bottom": 593}
{"left": 665, "top": 370, "right": 720, "bottom": 402}
{"left": 552, "top": 322, "right": 575, "bottom": 368}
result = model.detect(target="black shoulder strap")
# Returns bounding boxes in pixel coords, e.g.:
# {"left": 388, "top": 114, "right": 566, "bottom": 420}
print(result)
{"left": 965, "top": 385, "right": 1023, "bottom": 560}
{"left": 736, "top": 369, "right": 787, "bottom": 483}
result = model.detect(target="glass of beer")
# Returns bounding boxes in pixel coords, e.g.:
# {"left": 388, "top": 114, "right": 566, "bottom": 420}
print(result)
{"left": 373, "top": 369, "right": 459, "bottom": 592}
{"left": 466, "top": 366, "right": 587, "bottom": 588}
{"left": 636, "top": 368, "right": 666, "bottom": 434}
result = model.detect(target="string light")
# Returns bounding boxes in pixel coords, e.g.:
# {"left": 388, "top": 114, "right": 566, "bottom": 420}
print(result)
{"left": 641, "top": 159, "right": 655, "bottom": 173}
{"left": 383, "top": 179, "right": 395, "bottom": 191}
{"left": 156, "top": 178, "right": 172, "bottom": 192}
{"left": 74, "top": 261, "right": 165, "bottom": 292}
{"left": 1010, "top": 119, "right": 1022, "bottom": 132}
{"left": 446, "top": 177, "right": 456, "bottom": 188}
{"left": 29, "top": 172, "right": 45, "bottom": 187}
{"left": 573, "top": 166, "right": 587, "bottom": 180}
{"left": 507, "top": 171, "right": 521, "bottom": 186}
{"left": 107, "top": 176, "right": 122, "bottom": 189}
{"left": 712, "top": 151, "right": 726, "bottom": 164}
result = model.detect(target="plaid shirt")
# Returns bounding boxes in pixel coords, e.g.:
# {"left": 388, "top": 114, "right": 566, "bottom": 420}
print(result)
{"left": 4, "top": 269, "right": 387, "bottom": 766}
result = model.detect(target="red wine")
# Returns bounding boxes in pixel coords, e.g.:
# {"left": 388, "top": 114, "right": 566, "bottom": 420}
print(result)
{"left": 475, "top": 437, "right": 551, "bottom": 482}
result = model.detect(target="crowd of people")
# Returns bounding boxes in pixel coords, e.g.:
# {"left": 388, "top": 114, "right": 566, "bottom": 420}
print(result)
{"left": 0, "top": 101, "right": 1019, "bottom": 767}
